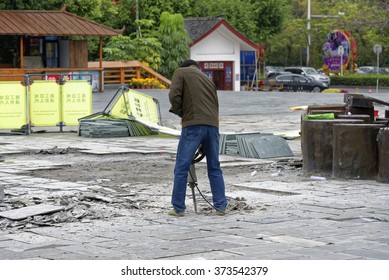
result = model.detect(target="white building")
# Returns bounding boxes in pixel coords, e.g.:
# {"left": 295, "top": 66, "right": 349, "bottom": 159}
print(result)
{"left": 184, "top": 17, "right": 259, "bottom": 91}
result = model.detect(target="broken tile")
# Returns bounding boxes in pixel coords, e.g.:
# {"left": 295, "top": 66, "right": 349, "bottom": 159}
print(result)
{"left": 0, "top": 204, "right": 64, "bottom": 220}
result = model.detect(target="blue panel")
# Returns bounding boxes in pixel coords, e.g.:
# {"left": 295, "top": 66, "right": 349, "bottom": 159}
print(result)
{"left": 241, "top": 51, "right": 256, "bottom": 65}
{"left": 240, "top": 66, "right": 256, "bottom": 81}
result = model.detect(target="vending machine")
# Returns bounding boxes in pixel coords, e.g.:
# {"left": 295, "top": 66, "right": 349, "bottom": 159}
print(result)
{"left": 44, "top": 36, "right": 59, "bottom": 68}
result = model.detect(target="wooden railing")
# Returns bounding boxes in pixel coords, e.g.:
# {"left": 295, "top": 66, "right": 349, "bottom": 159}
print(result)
{"left": 88, "top": 61, "right": 171, "bottom": 89}
{"left": 0, "top": 61, "right": 171, "bottom": 90}
{"left": 0, "top": 67, "right": 98, "bottom": 81}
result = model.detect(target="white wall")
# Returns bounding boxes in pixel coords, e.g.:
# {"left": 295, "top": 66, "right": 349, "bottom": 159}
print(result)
{"left": 190, "top": 29, "right": 241, "bottom": 91}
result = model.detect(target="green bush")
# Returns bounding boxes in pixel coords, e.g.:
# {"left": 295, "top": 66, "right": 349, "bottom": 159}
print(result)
{"left": 330, "top": 74, "right": 389, "bottom": 87}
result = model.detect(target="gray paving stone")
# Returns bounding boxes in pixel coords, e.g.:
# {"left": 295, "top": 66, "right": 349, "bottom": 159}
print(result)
{"left": 307, "top": 239, "right": 389, "bottom": 256}
{"left": 160, "top": 250, "right": 241, "bottom": 260}
{"left": 0, "top": 248, "right": 30, "bottom": 260}
{"left": 0, "top": 240, "right": 33, "bottom": 251}
{"left": 154, "top": 230, "right": 224, "bottom": 241}
{"left": 281, "top": 247, "right": 360, "bottom": 260}
{"left": 58, "top": 243, "right": 131, "bottom": 259}
{"left": 224, "top": 242, "right": 302, "bottom": 257}
{"left": 145, "top": 238, "right": 244, "bottom": 259}
{"left": 264, "top": 235, "right": 327, "bottom": 247}
{"left": 2, "top": 231, "right": 61, "bottom": 244}
{"left": 53, "top": 234, "right": 114, "bottom": 244}
{"left": 19, "top": 248, "right": 98, "bottom": 260}
{"left": 239, "top": 250, "right": 304, "bottom": 260}
{"left": 374, "top": 237, "right": 389, "bottom": 245}
{"left": 296, "top": 204, "right": 346, "bottom": 216}
{"left": 205, "top": 234, "right": 268, "bottom": 246}
{"left": 27, "top": 226, "right": 116, "bottom": 244}
{"left": 278, "top": 226, "right": 352, "bottom": 240}
{"left": 341, "top": 248, "right": 389, "bottom": 259}
{"left": 119, "top": 243, "right": 185, "bottom": 259}
{"left": 214, "top": 226, "right": 273, "bottom": 239}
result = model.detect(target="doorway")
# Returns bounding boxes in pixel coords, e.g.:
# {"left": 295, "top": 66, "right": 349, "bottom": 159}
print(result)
{"left": 213, "top": 70, "right": 224, "bottom": 90}
{"left": 198, "top": 61, "right": 233, "bottom": 90}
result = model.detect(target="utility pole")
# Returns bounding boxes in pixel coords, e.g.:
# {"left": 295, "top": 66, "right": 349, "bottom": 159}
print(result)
{"left": 307, "top": 0, "right": 311, "bottom": 66}
{"left": 136, "top": 0, "right": 140, "bottom": 38}
{"left": 307, "top": 0, "right": 343, "bottom": 67}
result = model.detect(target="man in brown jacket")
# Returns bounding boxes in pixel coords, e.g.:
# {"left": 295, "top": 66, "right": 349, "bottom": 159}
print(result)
{"left": 168, "top": 59, "right": 227, "bottom": 216}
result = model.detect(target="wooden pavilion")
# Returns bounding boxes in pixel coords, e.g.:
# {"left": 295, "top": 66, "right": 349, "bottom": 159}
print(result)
{"left": 0, "top": 6, "right": 123, "bottom": 90}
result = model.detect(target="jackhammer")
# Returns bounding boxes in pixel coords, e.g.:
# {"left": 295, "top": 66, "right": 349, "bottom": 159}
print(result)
{"left": 187, "top": 145, "right": 205, "bottom": 213}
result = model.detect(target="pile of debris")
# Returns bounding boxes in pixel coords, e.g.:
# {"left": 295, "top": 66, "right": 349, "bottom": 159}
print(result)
{"left": 78, "top": 87, "right": 180, "bottom": 138}
{"left": 219, "top": 132, "right": 294, "bottom": 159}
{"left": 79, "top": 118, "right": 157, "bottom": 137}
{"left": 0, "top": 181, "right": 149, "bottom": 230}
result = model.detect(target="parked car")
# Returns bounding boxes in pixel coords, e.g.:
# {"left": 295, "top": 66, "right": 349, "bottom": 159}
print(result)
{"left": 317, "top": 68, "right": 335, "bottom": 76}
{"left": 267, "top": 73, "right": 329, "bottom": 92}
{"left": 356, "top": 66, "right": 388, "bottom": 74}
{"left": 356, "top": 66, "right": 374, "bottom": 74}
{"left": 284, "top": 66, "right": 331, "bottom": 85}
{"left": 264, "top": 66, "right": 285, "bottom": 78}
{"left": 265, "top": 71, "right": 289, "bottom": 80}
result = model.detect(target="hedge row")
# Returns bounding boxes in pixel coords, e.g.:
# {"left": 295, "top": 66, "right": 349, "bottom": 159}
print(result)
{"left": 330, "top": 74, "right": 389, "bottom": 87}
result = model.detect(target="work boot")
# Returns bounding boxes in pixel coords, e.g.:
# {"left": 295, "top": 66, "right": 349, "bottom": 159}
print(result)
{"left": 215, "top": 209, "right": 226, "bottom": 216}
{"left": 215, "top": 201, "right": 229, "bottom": 216}
{"left": 168, "top": 209, "right": 185, "bottom": 217}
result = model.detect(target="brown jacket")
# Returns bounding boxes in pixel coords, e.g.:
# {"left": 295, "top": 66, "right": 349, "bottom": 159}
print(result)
{"left": 168, "top": 65, "right": 219, "bottom": 128}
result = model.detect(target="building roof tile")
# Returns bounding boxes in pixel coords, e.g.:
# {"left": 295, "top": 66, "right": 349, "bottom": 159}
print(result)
{"left": 0, "top": 9, "right": 122, "bottom": 37}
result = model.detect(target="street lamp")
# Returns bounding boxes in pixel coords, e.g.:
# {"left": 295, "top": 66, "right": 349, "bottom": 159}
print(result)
{"left": 307, "top": 0, "right": 311, "bottom": 66}
{"left": 136, "top": 0, "right": 140, "bottom": 38}
{"left": 306, "top": 0, "right": 344, "bottom": 66}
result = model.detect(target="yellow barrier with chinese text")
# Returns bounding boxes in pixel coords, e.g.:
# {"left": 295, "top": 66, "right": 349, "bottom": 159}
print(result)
{"left": 110, "top": 89, "right": 159, "bottom": 124}
{"left": 0, "top": 82, "right": 27, "bottom": 129}
{"left": 29, "top": 81, "right": 61, "bottom": 127}
{"left": 61, "top": 80, "right": 92, "bottom": 126}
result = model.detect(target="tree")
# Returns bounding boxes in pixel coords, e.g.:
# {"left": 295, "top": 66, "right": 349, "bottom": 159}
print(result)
{"left": 0, "top": 0, "right": 63, "bottom": 10}
{"left": 262, "top": 0, "right": 389, "bottom": 69}
{"left": 139, "top": 0, "right": 191, "bottom": 27}
{"left": 186, "top": 0, "right": 258, "bottom": 42}
{"left": 249, "top": 0, "right": 292, "bottom": 42}
{"left": 104, "top": 19, "right": 162, "bottom": 70}
{"left": 157, "top": 12, "right": 190, "bottom": 79}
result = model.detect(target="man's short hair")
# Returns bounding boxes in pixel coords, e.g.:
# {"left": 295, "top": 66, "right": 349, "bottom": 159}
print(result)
{"left": 180, "top": 59, "right": 200, "bottom": 68}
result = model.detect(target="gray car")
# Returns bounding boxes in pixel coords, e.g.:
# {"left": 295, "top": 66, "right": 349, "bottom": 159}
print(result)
{"left": 284, "top": 66, "right": 331, "bottom": 85}
{"left": 268, "top": 73, "right": 329, "bottom": 92}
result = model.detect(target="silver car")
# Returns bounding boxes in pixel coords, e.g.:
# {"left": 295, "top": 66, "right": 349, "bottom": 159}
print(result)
{"left": 284, "top": 67, "right": 331, "bottom": 85}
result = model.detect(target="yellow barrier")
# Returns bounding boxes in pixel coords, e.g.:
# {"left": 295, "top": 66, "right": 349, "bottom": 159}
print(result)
{"left": 0, "top": 81, "right": 27, "bottom": 129}
{"left": 61, "top": 80, "right": 92, "bottom": 126}
{"left": 29, "top": 80, "right": 61, "bottom": 127}
{"left": 1, "top": 76, "right": 93, "bottom": 133}
{"left": 110, "top": 89, "right": 160, "bottom": 124}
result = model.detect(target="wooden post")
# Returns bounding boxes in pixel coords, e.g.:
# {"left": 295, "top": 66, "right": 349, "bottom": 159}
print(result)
{"left": 20, "top": 36, "right": 24, "bottom": 68}
{"left": 120, "top": 67, "right": 125, "bottom": 84}
{"left": 99, "top": 36, "right": 103, "bottom": 92}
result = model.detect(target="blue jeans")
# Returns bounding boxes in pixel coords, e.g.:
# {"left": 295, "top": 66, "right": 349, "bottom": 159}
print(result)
{"left": 171, "top": 125, "right": 227, "bottom": 212}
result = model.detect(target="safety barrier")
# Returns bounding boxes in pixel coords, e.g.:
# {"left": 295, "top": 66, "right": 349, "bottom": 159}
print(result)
{"left": 0, "top": 81, "right": 27, "bottom": 130}
{"left": 109, "top": 88, "right": 161, "bottom": 125}
{"left": 0, "top": 74, "right": 92, "bottom": 134}
{"left": 78, "top": 86, "right": 181, "bottom": 138}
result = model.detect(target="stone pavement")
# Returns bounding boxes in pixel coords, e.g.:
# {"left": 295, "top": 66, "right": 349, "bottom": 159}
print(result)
{"left": 1, "top": 88, "right": 389, "bottom": 260}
